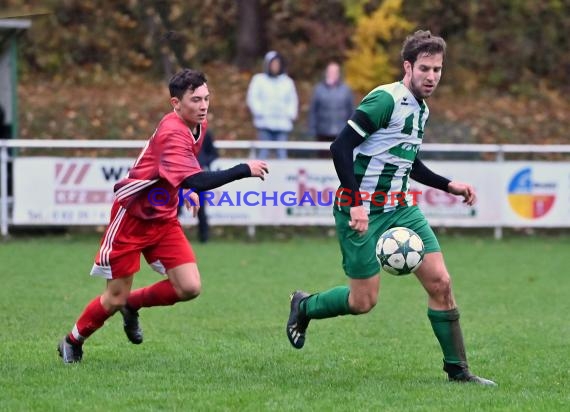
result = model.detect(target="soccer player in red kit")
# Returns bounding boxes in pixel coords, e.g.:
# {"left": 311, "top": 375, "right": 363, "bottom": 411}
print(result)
{"left": 58, "top": 69, "right": 268, "bottom": 363}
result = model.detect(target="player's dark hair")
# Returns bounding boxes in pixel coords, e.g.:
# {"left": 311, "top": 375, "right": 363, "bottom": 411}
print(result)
{"left": 169, "top": 69, "right": 207, "bottom": 99}
{"left": 401, "top": 30, "right": 446, "bottom": 65}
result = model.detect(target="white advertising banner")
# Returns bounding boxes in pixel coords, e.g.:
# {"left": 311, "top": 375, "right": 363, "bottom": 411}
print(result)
{"left": 178, "top": 159, "right": 338, "bottom": 225}
{"left": 499, "top": 162, "right": 570, "bottom": 227}
{"left": 413, "top": 161, "right": 502, "bottom": 227}
{"left": 13, "top": 157, "right": 570, "bottom": 227}
{"left": 13, "top": 157, "right": 132, "bottom": 224}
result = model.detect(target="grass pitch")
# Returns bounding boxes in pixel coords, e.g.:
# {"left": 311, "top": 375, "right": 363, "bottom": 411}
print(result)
{"left": 0, "top": 233, "right": 569, "bottom": 411}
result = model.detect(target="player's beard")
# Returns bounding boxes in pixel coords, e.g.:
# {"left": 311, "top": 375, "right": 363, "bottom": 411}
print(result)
{"left": 410, "top": 74, "right": 437, "bottom": 100}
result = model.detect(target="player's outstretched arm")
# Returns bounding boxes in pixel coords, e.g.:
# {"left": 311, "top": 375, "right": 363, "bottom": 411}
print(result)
{"left": 410, "top": 157, "right": 450, "bottom": 191}
{"left": 246, "top": 160, "right": 269, "bottom": 180}
{"left": 411, "top": 158, "right": 476, "bottom": 205}
{"left": 447, "top": 181, "right": 477, "bottom": 205}
{"left": 180, "top": 160, "right": 269, "bottom": 192}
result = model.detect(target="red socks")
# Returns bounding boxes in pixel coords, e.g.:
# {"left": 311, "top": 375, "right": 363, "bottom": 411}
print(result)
{"left": 68, "top": 296, "right": 111, "bottom": 345}
{"left": 67, "top": 281, "right": 180, "bottom": 345}
{"left": 127, "top": 279, "right": 181, "bottom": 311}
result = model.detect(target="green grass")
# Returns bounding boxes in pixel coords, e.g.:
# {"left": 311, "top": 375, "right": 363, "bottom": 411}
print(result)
{"left": 1, "top": 233, "right": 569, "bottom": 411}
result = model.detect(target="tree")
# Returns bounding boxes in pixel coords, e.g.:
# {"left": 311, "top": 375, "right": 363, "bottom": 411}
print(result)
{"left": 235, "top": 0, "right": 265, "bottom": 71}
{"left": 344, "top": 0, "right": 413, "bottom": 93}
{"left": 151, "top": 0, "right": 190, "bottom": 77}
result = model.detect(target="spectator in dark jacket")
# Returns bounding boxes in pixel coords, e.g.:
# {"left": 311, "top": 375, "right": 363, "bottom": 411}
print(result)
{"left": 308, "top": 62, "right": 354, "bottom": 158}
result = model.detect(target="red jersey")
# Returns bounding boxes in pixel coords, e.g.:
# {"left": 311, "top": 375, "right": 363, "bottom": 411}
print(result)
{"left": 113, "top": 111, "right": 206, "bottom": 220}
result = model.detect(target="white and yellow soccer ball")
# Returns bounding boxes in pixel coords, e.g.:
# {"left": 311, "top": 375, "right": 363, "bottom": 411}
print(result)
{"left": 376, "top": 227, "right": 425, "bottom": 276}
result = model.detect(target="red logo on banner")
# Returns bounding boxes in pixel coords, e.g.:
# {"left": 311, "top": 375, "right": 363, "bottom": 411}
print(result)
{"left": 55, "top": 163, "right": 90, "bottom": 185}
{"left": 54, "top": 162, "right": 113, "bottom": 204}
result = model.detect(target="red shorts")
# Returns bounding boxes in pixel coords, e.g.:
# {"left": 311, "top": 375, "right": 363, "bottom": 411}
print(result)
{"left": 90, "top": 203, "right": 196, "bottom": 279}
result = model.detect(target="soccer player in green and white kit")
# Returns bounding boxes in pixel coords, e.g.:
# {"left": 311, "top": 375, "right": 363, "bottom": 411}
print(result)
{"left": 286, "top": 30, "right": 496, "bottom": 386}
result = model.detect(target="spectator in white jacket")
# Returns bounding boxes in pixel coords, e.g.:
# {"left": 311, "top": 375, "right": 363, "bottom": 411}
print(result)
{"left": 246, "top": 51, "right": 298, "bottom": 159}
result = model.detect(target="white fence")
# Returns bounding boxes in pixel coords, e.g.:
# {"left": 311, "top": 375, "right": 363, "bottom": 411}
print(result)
{"left": 2, "top": 139, "right": 570, "bottom": 239}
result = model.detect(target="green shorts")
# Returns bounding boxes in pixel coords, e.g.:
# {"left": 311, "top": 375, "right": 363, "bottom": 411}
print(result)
{"left": 334, "top": 205, "right": 440, "bottom": 279}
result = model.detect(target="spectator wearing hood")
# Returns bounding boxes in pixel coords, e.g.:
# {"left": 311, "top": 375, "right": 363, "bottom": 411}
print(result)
{"left": 308, "top": 61, "right": 354, "bottom": 158}
{"left": 246, "top": 51, "right": 298, "bottom": 159}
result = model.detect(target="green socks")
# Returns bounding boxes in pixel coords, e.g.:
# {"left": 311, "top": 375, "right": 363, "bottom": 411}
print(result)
{"left": 300, "top": 293, "right": 468, "bottom": 367}
{"left": 301, "top": 286, "right": 351, "bottom": 319}
{"left": 427, "top": 308, "right": 467, "bottom": 365}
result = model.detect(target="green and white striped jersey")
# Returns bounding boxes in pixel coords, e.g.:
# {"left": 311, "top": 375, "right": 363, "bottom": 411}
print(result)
{"left": 336, "top": 81, "right": 428, "bottom": 214}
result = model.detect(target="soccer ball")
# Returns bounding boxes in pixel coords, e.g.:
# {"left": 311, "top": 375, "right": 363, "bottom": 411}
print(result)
{"left": 376, "top": 227, "right": 425, "bottom": 276}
